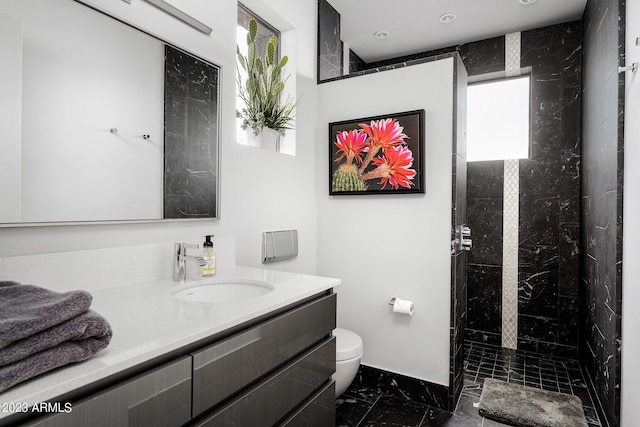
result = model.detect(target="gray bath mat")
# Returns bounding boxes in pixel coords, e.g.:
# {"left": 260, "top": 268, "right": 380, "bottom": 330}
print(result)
{"left": 478, "top": 378, "right": 588, "bottom": 427}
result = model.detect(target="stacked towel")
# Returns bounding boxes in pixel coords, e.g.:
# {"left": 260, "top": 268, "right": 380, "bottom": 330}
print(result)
{"left": 0, "top": 281, "right": 112, "bottom": 393}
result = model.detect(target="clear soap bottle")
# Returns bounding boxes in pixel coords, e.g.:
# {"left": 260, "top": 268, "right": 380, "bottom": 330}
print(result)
{"left": 201, "top": 235, "right": 216, "bottom": 277}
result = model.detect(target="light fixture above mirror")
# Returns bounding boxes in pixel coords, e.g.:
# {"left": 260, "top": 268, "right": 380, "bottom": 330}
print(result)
{"left": 142, "top": 0, "right": 213, "bottom": 35}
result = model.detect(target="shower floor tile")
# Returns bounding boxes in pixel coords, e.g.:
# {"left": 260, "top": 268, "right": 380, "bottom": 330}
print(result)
{"left": 335, "top": 342, "right": 602, "bottom": 427}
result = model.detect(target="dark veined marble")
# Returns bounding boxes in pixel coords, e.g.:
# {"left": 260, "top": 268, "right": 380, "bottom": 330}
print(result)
{"left": 317, "top": 0, "right": 342, "bottom": 81}
{"left": 348, "top": 49, "right": 366, "bottom": 74}
{"left": 351, "top": 365, "right": 450, "bottom": 410}
{"left": 467, "top": 198, "right": 503, "bottom": 266}
{"left": 164, "top": 45, "right": 218, "bottom": 218}
{"left": 466, "top": 157, "right": 504, "bottom": 346}
{"left": 460, "top": 22, "right": 583, "bottom": 358}
{"left": 337, "top": 343, "right": 601, "bottom": 427}
{"left": 467, "top": 264, "right": 502, "bottom": 334}
{"left": 449, "top": 55, "right": 468, "bottom": 411}
{"left": 515, "top": 21, "right": 582, "bottom": 357}
{"left": 465, "top": 329, "right": 502, "bottom": 347}
{"left": 467, "top": 160, "right": 504, "bottom": 199}
{"left": 580, "top": 0, "right": 625, "bottom": 424}
{"left": 455, "top": 22, "right": 583, "bottom": 359}
{"left": 459, "top": 37, "right": 506, "bottom": 76}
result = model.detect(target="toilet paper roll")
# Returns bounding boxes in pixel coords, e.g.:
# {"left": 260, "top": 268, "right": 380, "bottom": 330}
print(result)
{"left": 392, "top": 298, "right": 414, "bottom": 316}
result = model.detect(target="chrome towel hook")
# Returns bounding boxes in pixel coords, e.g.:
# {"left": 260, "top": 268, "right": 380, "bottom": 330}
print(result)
{"left": 618, "top": 63, "right": 638, "bottom": 73}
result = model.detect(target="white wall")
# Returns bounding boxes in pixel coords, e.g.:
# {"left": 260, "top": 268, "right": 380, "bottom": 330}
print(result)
{"left": 316, "top": 58, "right": 454, "bottom": 385}
{"left": 622, "top": 1, "right": 640, "bottom": 424}
{"left": 0, "top": 0, "right": 319, "bottom": 276}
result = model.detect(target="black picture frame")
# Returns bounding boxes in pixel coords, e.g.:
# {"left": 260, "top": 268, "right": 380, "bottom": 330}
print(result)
{"left": 329, "top": 109, "right": 425, "bottom": 195}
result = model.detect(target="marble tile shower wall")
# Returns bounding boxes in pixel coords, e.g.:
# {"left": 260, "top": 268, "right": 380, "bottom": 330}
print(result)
{"left": 449, "top": 54, "right": 468, "bottom": 411}
{"left": 466, "top": 160, "right": 504, "bottom": 346}
{"left": 388, "top": 23, "right": 583, "bottom": 357}
{"left": 580, "top": 0, "right": 625, "bottom": 425}
{"left": 517, "top": 22, "right": 582, "bottom": 357}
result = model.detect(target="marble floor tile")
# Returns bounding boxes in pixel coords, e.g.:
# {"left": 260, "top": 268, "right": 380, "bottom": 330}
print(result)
{"left": 336, "top": 395, "right": 375, "bottom": 427}
{"left": 336, "top": 341, "right": 602, "bottom": 426}
{"left": 359, "top": 395, "right": 430, "bottom": 426}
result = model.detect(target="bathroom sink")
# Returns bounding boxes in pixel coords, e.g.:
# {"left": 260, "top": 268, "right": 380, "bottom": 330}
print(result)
{"left": 171, "top": 279, "right": 274, "bottom": 303}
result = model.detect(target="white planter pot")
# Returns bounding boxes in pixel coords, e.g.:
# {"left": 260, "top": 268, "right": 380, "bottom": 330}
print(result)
{"left": 246, "top": 127, "right": 280, "bottom": 151}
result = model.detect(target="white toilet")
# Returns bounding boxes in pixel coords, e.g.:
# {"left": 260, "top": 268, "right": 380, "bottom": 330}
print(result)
{"left": 332, "top": 328, "right": 363, "bottom": 397}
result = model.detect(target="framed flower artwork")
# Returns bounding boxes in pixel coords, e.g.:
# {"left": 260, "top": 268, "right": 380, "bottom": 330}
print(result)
{"left": 329, "top": 109, "right": 425, "bottom": 195}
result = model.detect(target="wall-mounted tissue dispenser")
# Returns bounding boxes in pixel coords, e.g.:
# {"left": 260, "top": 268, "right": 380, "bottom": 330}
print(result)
{"left": 389, "top": 297, "right": 414, "bottom": 316}
{"left": 262, "top": 230, "right": 298, "bottom": 263}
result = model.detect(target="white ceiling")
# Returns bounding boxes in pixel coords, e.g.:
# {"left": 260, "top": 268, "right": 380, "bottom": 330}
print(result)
{"left": 327, "top": 0, "right": 587, "bottom": 63}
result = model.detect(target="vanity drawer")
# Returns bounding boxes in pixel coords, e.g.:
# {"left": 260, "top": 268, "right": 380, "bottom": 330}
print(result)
{"left": 191, "top": 293, "right": 336, "bottom": 416}
{"left": 193, "top": 337, "right": 335, "bottom": 427}
{"left": 279, "top": 380, "right": 335, "bottom": 426}
{"left": 28, "top": 357, "right": 192, "bottom": 427}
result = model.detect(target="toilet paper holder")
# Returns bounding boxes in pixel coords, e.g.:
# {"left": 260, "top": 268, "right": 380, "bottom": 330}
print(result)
{"left": 388, "top": 297, "right": 414, "bottom": 316}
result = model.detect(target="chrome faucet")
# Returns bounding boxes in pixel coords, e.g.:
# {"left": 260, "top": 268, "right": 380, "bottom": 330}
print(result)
{"left": 174, "top": 243, "right": 206, "bottom": 282}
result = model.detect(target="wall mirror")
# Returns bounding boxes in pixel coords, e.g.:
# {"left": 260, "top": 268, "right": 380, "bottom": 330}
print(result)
{"left": 0, "top": 0, "right": 220, "bottom": 226}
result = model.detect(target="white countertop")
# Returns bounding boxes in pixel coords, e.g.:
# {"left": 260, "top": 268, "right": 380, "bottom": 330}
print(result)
{"left": 0, "top": 266, "right": 340, "bottom": 418}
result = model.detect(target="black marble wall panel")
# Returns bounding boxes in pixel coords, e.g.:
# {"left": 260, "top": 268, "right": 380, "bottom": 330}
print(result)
{"left": 466, "top": 163, "right": 503, "bottom": 345}
{"left": 439, "top": 23, "right": 582, "bottom": 358}
{"left": 317, "top": 0, "right": 342, "bottom": 81}
{"left": 458, "top": 37, "right": 507, "bottom": 76}
{"left": 516, "top": 22, "right": 582, "bottom": 358}
{"left": 580, "top": 0, "right": 624, "bottom": 425}
{"left": 467, "top": 264, "right": 502, "bottom": 336}
{"left": 449, "top": 55, "right": 468, "bottom": 411}
{"left": 353, "top": 365, "right": 449, "bottom": 410}
{"left": 349, "top": 49, "right": 366, "bottom": 74}
{"left": 164, "top": 45, "right": 218, "bottom": 218}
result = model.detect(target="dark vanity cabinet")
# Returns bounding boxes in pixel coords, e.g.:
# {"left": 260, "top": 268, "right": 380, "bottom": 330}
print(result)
{"left": 191, "top": 293, "right": 337, "bottom": 417}
{"left": 24, "top": 292, "right": 337, "bottom": 427}
{"left": 28, "top": 357, "right": 193, "bottom": 427}
{"left": 194, "top": 339, "right": 335, "bottom": 426}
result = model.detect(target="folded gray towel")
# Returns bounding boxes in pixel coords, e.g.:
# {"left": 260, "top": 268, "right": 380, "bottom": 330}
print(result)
{"left": 0, "top": 281, "right": 93, "bottom": 349}
{"left": 0, "top": 281, "right": 112, "bottom": 392}
{"left": 0, "top": 310, "right": 112, "bottom": 392}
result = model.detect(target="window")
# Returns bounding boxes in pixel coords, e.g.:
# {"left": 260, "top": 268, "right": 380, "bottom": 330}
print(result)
{"left": 236, "top": 4, "right": 280, "bottom": 146}
{"left": 467, "top": 75, "right": 531, "bottom": 162}
{"left": 237, "top": 4, "right": 280, "bottom": 60}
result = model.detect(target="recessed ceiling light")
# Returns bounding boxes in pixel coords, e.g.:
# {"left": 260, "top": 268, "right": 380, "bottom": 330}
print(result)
{"left": 519, "top": 0, "right": 537, "bottom": 4}
{"left": 373, "top": 30, "right": 390, "bottom": 40}
{"left": 439, "top": 13, "right": 456, "bottom": 23}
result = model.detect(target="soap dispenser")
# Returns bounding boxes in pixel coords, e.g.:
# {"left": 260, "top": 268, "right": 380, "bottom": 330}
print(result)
{"left": 201, "top": 235, "right": 216, "bottom": 277}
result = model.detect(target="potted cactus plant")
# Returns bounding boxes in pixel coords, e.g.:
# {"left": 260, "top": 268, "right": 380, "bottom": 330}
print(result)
{"left": 237, "top": 19, "right": 297, "bottom": 149}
